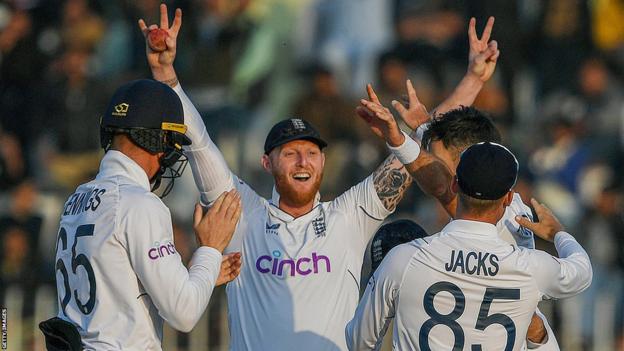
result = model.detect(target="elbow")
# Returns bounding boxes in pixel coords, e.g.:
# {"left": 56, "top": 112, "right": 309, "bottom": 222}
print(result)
{"left": 580, "top": 260, "right": 593, "bottom": 292}
{"left": 576, "top": 256, "right": 593, "bottom": 294}
{"left": 169, "top": 314, "right": 200, "bottom": 333}
{"left": 166, "top": 297, "right": 206, "bottom": 333}
{"left": 177, "top": 323, "right": 195, "bottom": 334}
{"left": 566, "top": 258, "right": 594, "bottom": 296}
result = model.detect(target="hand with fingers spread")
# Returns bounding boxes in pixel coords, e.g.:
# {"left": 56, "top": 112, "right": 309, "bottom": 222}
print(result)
{"left": 216, "top": 252, "right": 242, "bottom": 286}
{"left": 466, "top": 16, "right": 500, "bottom": 83}
{"left": 193, "top": 190, "right": 242, "bottom": 252}
{"left": 138, "top": 4, "right": 182, "bottom": 82}
{"left": 515, "top": 198, "right": 565, "bottom": 242}
{"left": 390, "top": 80, "right": 431, "bottom": 130}
{"left": 356, "top": 84, "right": 405, "bottom": 147}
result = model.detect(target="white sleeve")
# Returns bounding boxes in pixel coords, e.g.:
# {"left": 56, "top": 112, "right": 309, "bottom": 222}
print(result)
{"left": 331, "top": 175, "right": 393, "bottom": 251}
{"left": 123, "top": 196, "right": 222, "bottom": 333}
{"left": 346, "top": 244, "right": 413, "bottom": 350}
{"left": 173, "top": 84, "right": 234, "bottom": 205}
{"left": 529, "top": 232, "right": 593, "bottom": 299}
{"left": 526, "top": 308, "right": 560, "bottom": 350}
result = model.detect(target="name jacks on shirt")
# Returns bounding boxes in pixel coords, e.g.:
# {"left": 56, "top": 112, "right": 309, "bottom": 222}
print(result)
{"left": 444, "top": 250, "right": 499, "bottom": 276}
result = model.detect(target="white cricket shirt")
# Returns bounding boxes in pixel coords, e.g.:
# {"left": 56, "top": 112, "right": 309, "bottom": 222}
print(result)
{"left": 346, "top": 220, "right": 592, "bottom": 351}
{"left": 54, "top": 151, "right": 222, "bottom": 350}
{"left": 174, "top": 85, "right": 392, "bottom": 350}
{"left": 226, "top": 175, "right": 390, "bottom": 350}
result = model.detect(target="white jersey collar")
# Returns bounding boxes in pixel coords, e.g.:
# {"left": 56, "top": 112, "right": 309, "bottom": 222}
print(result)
{"left": 96, "top": 150, "right": 151, "bottom": 191}
{"left": 269, "top": 186, "right": 322, "bottom": 221}
{"left": 442, "top": 219, "right": 498, "bottom": 238}
{"left": 270, "top": 186, "right": 321, "bottom": 208}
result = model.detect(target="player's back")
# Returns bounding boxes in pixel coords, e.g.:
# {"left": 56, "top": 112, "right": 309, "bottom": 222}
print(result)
{"left": 55, "top": 153, "right": 168, "bottom": 350}
{"left": 393, "top": 220, "right": 539, "bottom": 351}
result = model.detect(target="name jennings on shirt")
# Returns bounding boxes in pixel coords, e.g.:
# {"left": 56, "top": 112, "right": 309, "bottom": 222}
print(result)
{"left": 445, "top": 250, "right": 500, "bottom": 276}
{"left": 62, "top": 187, "right": 106, "bottom": 217}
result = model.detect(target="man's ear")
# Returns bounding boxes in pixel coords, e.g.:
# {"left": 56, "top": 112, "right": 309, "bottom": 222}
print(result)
{"left": 261, "top": 154, "right": 272, "bottom": 174}
{"left": 451, "top": 176, "right": 459, "bottom": 193}
{"left": 503, "top": 190, "right": 514, "bottom": 207}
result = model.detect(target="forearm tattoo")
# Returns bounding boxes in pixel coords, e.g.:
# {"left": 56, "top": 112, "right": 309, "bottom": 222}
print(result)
{"left": 373, "top": 155, "right": 413, "bottom": 211}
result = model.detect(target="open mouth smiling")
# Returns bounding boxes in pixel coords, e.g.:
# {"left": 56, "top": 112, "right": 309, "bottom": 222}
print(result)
{"left": 292, "top": 172, "right": 311, "bottom": 182}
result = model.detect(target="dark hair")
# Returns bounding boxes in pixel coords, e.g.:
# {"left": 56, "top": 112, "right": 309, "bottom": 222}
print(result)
{"left": 423, "top": 106, "right": 501, "bottom": 151}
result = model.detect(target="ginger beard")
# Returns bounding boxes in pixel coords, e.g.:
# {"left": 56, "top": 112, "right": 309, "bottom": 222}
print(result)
{"left": 273, "top": 167, "right": 323, "bottom": 207}
{"left": 264, "top": 140, "right": 325, "bottom": 208}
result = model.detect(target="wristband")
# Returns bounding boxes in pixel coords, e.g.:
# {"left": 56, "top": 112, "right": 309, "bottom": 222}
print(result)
{"left": 387, "top": 131, "right": 421, "bottom": 164}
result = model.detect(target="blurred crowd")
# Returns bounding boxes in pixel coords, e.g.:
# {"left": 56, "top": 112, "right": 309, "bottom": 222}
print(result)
{"left": 1, "top": 0, "right": 623, "bottom": 350}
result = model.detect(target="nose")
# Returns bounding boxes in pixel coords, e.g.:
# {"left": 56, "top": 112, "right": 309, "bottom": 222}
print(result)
{"left": 296, "top": 152, "right": 309, "bottom": 167}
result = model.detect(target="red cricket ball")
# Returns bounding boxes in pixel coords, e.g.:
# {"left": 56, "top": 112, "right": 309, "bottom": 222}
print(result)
{"left": 148, "top": 28, "right": 168, "bottom": 52}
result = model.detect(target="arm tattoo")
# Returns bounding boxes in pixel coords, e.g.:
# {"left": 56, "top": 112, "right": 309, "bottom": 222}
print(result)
{"left": 373, "top": 155, "right": 413, "bottom": 211}
{"left": 408, "top": 154, "right": 456, "bottom": 217}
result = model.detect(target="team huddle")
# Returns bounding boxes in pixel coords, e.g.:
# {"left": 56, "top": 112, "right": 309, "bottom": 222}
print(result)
{"left": 39, "top": 4, "right": 592, "bottom": 351}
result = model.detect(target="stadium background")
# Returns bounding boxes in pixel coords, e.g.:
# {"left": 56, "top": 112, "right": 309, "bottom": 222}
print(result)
{"left": 0, "top": 0, "right": 623, "bottom": 349}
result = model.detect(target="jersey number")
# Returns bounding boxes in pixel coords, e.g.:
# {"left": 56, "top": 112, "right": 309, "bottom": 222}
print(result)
{"left": 419, "top": 281, "right": 520, "bottom": 351}
{"left": 55, "top": 224, "right": 97, "bottom": 315}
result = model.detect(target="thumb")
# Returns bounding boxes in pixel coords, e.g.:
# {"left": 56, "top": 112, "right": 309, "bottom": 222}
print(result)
{"left": 391, "top": 100, "right": 408, "bottom": 116}
{"left": 165, "top": 36, "right": 176, "bottom": 50}
{"left": 193, "top": 203, "right": 203, "bottom": 227}
{"left": 355, "top": 106, "right": 373, "bottom": 123}
{"left": 515, "top": 215, "right": 538, "bottom": 232}
{"left": 474, "top": 51, "right": 488, "bottom": 66}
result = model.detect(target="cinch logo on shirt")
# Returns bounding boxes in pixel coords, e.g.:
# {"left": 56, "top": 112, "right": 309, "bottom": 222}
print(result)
{"left": 148, "top": 240, "right": 176, "bottom": 260}
{"left": 255, "top": 251, "right": 331, "bottom": 277}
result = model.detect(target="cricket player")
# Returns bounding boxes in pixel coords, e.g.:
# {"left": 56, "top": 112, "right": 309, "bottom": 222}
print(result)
{"left": 138, "top": 5, "right": 500, "bottom": 350}
{"left": 40, "top": 80, "right": 242, "bottom": 350}
{"left": 346, "top": 142, "right": 592, "bottom": 350}
{"left": 357, "top": 82, "right": 561, "bottom": 348}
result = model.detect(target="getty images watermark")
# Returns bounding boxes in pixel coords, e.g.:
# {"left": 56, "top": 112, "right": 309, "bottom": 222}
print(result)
{"left": 1, "top": 307, "right": 6, "bottom": 349}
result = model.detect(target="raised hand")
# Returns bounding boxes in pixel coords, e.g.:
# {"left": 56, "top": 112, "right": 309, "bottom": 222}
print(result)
{"left": 390, "top": 80, "right": 430, "bottom": 130}
{"left": 138, "top": 4, "right": 182, "bottom": 82}
{"left": 216, "top": 252, "right": 242, "bottom": 286}
{"left": 515, "top": 198, "right": 565, "bottom": 242}
{"left": 356, "top": 84, "right": 405, "bottom": 147}
{"left": 193, "top": 190, "right": 242, "bottom": 252}
{"left": 467, "top": 17, "right": 500, "bottom": 83}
